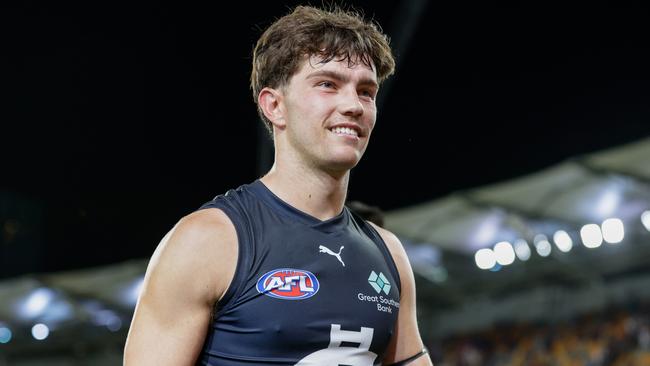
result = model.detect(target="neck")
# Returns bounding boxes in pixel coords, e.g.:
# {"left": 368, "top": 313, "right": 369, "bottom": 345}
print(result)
{"left": 260, "top": 161, "right": 350, "bottom": 221}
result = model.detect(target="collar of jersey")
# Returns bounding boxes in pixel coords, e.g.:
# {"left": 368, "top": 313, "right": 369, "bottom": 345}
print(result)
{"left": 249, "top": 179, "right": 349, "bottom": 232}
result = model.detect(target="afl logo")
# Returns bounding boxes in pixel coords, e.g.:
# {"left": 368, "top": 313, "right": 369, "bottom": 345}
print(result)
{"left": 256, "top": 268, "right": 320, "bottom": 300}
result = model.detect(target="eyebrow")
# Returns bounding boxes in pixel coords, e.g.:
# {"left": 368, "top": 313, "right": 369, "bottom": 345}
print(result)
{"left": 306, "top": 70, "right": 378, "bottom": 89}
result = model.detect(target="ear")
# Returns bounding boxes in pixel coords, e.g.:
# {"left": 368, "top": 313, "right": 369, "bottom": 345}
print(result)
{"left": 258, "top": 87, "right": 286, "bottom": 128}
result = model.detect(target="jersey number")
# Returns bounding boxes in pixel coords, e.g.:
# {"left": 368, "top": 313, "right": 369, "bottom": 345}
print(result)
{"left": 295, "top": 324, "right": 377, "bottom": 366}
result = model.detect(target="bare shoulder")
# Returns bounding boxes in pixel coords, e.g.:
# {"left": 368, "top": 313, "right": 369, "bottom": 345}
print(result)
{"left": 146, "top": 207, "right": 238, "bottom": 304}
{"left": 124, "top": 208, "right": 238, "bottom": 364}
{"left": 157, "top": 208, "right": 237, "bottom": 264}
{"left": 170, "top": 208, "right": 237, "bottom": 251}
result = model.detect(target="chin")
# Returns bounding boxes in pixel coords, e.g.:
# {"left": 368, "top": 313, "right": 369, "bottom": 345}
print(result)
{"left": 319, "top": 147, "right": 364, "bottom": 171}
{"left": 326, "top": 156, "right": 362, "bottom": 172}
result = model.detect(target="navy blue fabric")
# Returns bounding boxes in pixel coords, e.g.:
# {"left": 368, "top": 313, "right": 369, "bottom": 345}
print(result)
{"left": 196, "top": 180, "right": 401, "bottom": 365}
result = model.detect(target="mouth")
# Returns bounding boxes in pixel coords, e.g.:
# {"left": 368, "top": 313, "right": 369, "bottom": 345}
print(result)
{"left": 329, "top": 126, "right": 361, "bottom": 138}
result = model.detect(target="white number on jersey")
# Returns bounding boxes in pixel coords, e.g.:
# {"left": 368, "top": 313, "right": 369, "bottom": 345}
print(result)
{"left": 295, "top": 324, "right": 377, "bottom": 366}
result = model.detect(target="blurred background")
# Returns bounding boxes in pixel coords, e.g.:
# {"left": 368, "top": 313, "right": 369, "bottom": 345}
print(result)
{"left": 1, "top": 0, "right": 650, "bottom": 365}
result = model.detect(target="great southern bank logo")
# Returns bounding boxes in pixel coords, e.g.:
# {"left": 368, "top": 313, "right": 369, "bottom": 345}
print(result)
{"left": 368, "top": 271, "right": 391, "bottom": 295}
{"left": 256, "top": 268, "right": 319, "bottom": 300}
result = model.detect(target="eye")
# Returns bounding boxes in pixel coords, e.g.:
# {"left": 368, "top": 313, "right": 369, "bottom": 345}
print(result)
{"left": 359, "top": 89, "right": 376, "bottom": 100}
{"left": 317, "top": 80, "right": 336, "bottom": 89}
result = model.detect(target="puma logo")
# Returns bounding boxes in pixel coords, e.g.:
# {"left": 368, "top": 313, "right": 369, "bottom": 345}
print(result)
{"left": 319, "top": 245, "right": 345, "bottom": 267}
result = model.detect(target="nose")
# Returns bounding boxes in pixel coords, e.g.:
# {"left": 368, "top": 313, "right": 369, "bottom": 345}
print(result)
{"left": 338, "top": 87, "right": 364, "bottom": 117}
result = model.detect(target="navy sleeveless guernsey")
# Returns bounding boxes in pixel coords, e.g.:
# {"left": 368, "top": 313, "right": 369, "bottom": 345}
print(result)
{"left": 196, "top": 180, "right": 401, "bottom": 366}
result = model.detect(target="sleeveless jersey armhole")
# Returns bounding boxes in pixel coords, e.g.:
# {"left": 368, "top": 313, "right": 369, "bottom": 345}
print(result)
{"left": 351, "top": 210, "right": 402, "bottom": 295}
{"left": 198, "top": 203, "right": 251, "bottom": 318}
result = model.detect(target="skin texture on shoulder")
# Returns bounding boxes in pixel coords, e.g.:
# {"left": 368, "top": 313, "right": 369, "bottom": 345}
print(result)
{"left": 369, "top": 222, "right": 434, "bottom": 366}
{"left": 123, "top": 208, "right": 238, "bottom": 365}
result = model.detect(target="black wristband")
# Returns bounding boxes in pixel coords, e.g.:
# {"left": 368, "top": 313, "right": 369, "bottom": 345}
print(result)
{"left": 385, "top": 348, "right": 429, "bottom": 366}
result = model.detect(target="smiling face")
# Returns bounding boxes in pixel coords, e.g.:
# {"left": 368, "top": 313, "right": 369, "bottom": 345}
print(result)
{"left": 275, "top": 55, "right": 379, "bottom": 174}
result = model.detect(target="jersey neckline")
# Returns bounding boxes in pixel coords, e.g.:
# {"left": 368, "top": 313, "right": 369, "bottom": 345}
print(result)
{"left": 248, "top": 179, "right": 349, "bottom": 232}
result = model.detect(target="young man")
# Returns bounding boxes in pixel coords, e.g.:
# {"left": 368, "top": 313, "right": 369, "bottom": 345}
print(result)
{"left": 124, "top": 5, "right": 432, "bottom": 365}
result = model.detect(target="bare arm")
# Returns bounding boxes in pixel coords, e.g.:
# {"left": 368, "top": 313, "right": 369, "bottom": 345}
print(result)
{"left": 124, "top": 208, "right": 238, "bottom": 365}
{"left": 371, "top": 223, "right": 433, "bottom": 366}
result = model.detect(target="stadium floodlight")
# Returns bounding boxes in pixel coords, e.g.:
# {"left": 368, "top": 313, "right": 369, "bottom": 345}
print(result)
{"left": 18, "top": 288, "right": 54, "bottom": 319}
{"left": 513, "top": 239, "right": 531, "bottom": 261}
{"left": 31, "top": 323, "right": 49, "bottom": 341}
{"left": 494, "top": 241, "right": 515, "bottom": 265}
{"left": 475, "top": 248, "right": 496, "bottom": 270}
{"left": 0, "top": 326, "right": 12, "bottom": 344}
{"left": 641, "top": 210, "right": 650, "bottom": 232}
{"left": 533, "top": 234, "right": 552, "bottom": 257}
{"left": 580, "top": 224, "right": 602, "bottom": 248}
{"left": 553, "top": 230, "right": 573, "bottom": 252}
{"left": 602, "top": 218, "right": 624, "bottom": 244}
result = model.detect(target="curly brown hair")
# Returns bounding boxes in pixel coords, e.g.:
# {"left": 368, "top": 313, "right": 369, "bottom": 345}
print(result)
{"left": 250, "top": 5, "right": 395, "bottom": 134}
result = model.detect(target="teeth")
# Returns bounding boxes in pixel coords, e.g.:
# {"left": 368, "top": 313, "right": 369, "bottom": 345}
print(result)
{"left": 331, "top": 127, "right": 359, "bottom": 137}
